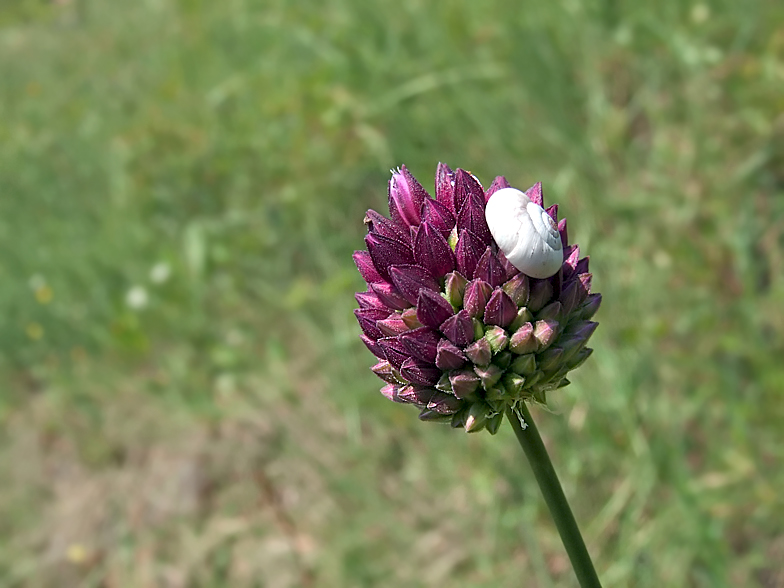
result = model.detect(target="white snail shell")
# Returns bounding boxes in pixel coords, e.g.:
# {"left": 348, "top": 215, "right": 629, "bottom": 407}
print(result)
{"left": 485, "top": 187, "right": 563, "bottom": 279}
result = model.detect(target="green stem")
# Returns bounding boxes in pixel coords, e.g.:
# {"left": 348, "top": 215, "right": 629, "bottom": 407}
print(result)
{"left": 505, "top": 403, "right": 602, "bottom": 588}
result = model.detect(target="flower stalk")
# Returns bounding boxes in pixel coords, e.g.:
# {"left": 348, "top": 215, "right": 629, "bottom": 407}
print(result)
{"left": 506, "top": 403, "right": 602, "bottom": 588}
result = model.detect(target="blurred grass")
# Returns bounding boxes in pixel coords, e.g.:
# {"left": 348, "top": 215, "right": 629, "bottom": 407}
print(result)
{"left": 1, "top": 0, "right": 783, "bottom": 586}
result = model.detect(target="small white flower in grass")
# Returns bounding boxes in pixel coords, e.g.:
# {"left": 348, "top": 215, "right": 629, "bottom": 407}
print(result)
{"left": 485, "top": 187, "right": 563, "bottom": 279}
{"left": 125, "top": 286, "right": 148, "bottom": 309}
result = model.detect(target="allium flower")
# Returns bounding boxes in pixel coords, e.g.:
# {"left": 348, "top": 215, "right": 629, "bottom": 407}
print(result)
{"left": 353, "top": 164, "right": 600, "bottom": 434}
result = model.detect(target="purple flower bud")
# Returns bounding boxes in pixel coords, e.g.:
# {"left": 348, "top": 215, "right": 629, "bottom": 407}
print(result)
{"left": 365, "top": 233, "right": 414, "bottom": 282}
{"left": 495, "top": 250, "right": 521, "bottom": 282}
{"left": 465, "top": 337, "right": 492, "bottom": 366}
{"left": 559, "top": 279, "right": 581, "bottom": 315}
{"left": 560, "top": 321, "right": 599, "bottom": 359}
{"left": 444, "top": 271, "right": 468, "bottom": 308}
{"left": 576, "top": 273, "right": 592, "bottom": 307}
{"left": 574, "top": 256, "right": 590, "bottom": 275}
{"left": 463, "top": 279, "right": 492, "bottom": 319}
{"left": 380, "top": 384, "right": 404, "bottom": 402}
{"left": 536, "top": 301, "right": 562, "bottom": 322}
{"left": 578, "top": 293, "right": 602, "bottom": 320}
{"left": 562, "top": 245, "right": 580, "bottom": 279}
{"left": 455, "top": 229, "right": 485, "bottom": 279}
{"left": 457, "top": 192, "right": 492, "bottom": 245}
{"left": 538, "top": 346, "right": 564, "bottom": 372}
{"left": 509, "top": 322, "right": 537, "bottom": 354}
{"left": 397, "top": 385, "right": 437, "bottom": 406}
{"left": 400, "top": 307, "right": 423, "bottom": 329}
{"left": 418, "top": 409, "right": 453, "bottom": 422}
{"left": 421, "top": 198, "right": 455, "bottom": 239}
{"left": 502, "top": 272, "right": 530, "bottom": 306}
{"left": 474, "top": 248, "right": 506, "bottom": 288}
{"left": 400, "top": 357, "right": 442, "bottom": 386}
{"left": 354, "top": 307, "right": 391, "bottom": 340}
{"left": 545, "top": 204, "right": 558, "bottom": 223}
{"left": 449, "top": 369, "right": 481, "bottom": 399}
{"left": 426, "top": 392, "right": 463, "bottom": 415}
{"left": 399, "top": 326, "right": 440, "bottom": 363}
{"left": 370, "top": 282, "right": 411, "bottom": 311}
{"left": 355, "top": 290, "right": 389, "bottom": 311}
{"left": 527, "top": 278, "right": 554, "bottom": 312}
{"left": 389, "top": 264, "right": 440, "bottom": 306}
{"left": 567, "top": 347, "right": 593, "bottom": 370}
{"left": 435, "top": 162, "right": 456, "bottom": 214}
{"left": 371, "top": 360, "right": 401, "bottom": 384}
{"left": 474, "top": 364, "right": 503, "bottom": 390}
{"left": 453, "top": 169, "right": 484, "bottom": 215}
{"left": 378, "top": 336, "right": 412, "bottom": 369}
{"left": 557, "top": 218, "right": 568, "bottom": 249}
{"left": 388, "top": 165, "right": 428, "bottom": 228}
{"left": 533, "top": 319, "right": 559, "bottom": 351}
{"left": 413, "top": 222, "right": 456, "bottom": 279}
{"left": 353, "top": 250, "right": 384, "bottom": 285}
{"left": 435, "top": 338, "right": 467, "bottom": 370}
{"left": 377, "top": 316, "right": 410, "bottom": 337}
{"left": 484, "top": 325, "right": 509, "bottom": 353}
{"left": 439, "top": 309, "right": 474, "bottom": 347}
{"left": 525, "top": 181, "right": 544, "bottom": 208}
{"left": 416, "top": 289, "right": 455, "bottom": 329}
{"left": 483, "top": 289, "right": 517, "bottom": 328}
{"left": 360, "top": 333, "right": 386, "bottom": 359}
{"left": 363, "top": 209, "right": 407, "bottom": 242}
{"left": 484, "top": 175, "right": 510, "bottom": 202}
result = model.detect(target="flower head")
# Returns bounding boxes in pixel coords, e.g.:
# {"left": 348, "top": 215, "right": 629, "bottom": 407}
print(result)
{"left": 353, "top": 164, "right": 600, "bottom": 434}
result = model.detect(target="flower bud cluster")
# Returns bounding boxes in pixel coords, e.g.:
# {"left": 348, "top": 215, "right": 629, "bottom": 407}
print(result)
{"left": 354, "top": 164, "right": 600, "bottom": 433}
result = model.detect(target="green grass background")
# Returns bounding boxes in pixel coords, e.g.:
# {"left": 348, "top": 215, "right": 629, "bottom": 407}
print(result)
{"left": 1, "top": 0, "right": 783, "bottom": 586}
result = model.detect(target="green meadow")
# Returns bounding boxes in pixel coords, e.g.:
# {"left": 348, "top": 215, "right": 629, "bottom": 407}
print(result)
{"left": 1, "top": 0, "right": 783, "bottom": 586}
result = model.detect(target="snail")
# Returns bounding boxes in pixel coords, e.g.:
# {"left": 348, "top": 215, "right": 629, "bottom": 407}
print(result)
{"left": 484, "top": 187, "right": 563, "bottom": 279}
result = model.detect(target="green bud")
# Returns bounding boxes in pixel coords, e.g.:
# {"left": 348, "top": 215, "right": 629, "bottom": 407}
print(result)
{"left": 464, "top": 402, "right": 490, "bottom": 433}
{"left": 509, "top": 307, "right": 533, "bottom": 332}
{"left": 485, "top": 412, "right": 503, "bottom": 435}
{"left": 538, "top": 346, "right": 564, "bottom": 372}
{"left": 401, "top": 308, "right": 423, "bottom": 329}
{"left": 474, "top": 364, "right": 503, "bottom": 390}
{"left": 484, "top": 325, "right": 509, "bottom": 353}
{"left": 502, "top": 372, "right": 526, "bottom": 398}
{"left": 472, "top": 318, "right": 485, "bottom": 341}
{"left": 502, "top": 273, "right": 529, "bottom": 306}
{"left": 533, "top": 319, "right": 559, "bottom": 351}
{"left": 510, "top": 322, "right": 537, "bottom": 354}
{"left": 493, "top": 351, "right": 512, "bottom": 370}
{"left": 444, "top": 271, "right": 468, "bottom": 309}
{"left": 536, "top": 301, "right": 562, "bottom": 322}
{"left": 436, "top": 372, "right": 452, "bottom": 392}
{"left": 510, "top": 353, "right": 537, "bottom": 375}
{"left": 465, "top": 338, "right": 492, "bottom": 366}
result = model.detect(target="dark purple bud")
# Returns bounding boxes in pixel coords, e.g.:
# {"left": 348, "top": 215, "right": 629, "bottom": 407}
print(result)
{"left": 377, "top": 316, "right": 410, "bottom": 337}
{"left": 575, "top": 256, "right": 590, "bottom": 275}
{"left": 389, "top": 264, "right": 440, "bottom": 306}
{"left": 399, "top": 326, "right": 440, "bottom": 363}
{"left": 463, "top": 279, "right": 492, "bottom": 319}
{"left": 503, "top": 272, "right": 530, "bottom": 306}
{"left": 449, "top": 369, "right": 481, "bottom": 399}
{"left": 496, "top": 250, "right": 521, "bottom": 282}
{"left": 397, "top": 385, "right": 437, "bottom": 406}
{"left": 538, "top": 346, "right": 564, "bottom": 372}
{"left": 378, "top": 336, "right": 412, "bottom": 369}
{"left": 453, "top": 169, "right": 485, "bottom": 214}
{"left": 380, "top": 384, "right": 404, "bottom": 402}
{"left": 418, "top": 409, "right": 454, "bottom": 422}
{"left": 465, "top": 338, "right": 492, "bottom": 366}
{"left": 435, "top": 162, "right": 456, "bottom": 214}
{"left": 435, "top": 338, "right": 467, "bottom": 370}
{"left": 561, "top": 321, "right": 599, "bottom": 359}
{"left": 400, "top": 307, "right": 423, "bottom": 329}
{"left": 371, "top": 360, "right": 401, "bottom": 384}
{"left": 400, "top": 357, "right": 442, "bottom": 386}
{"left": 562, "top": 245, "right": 580, "bottom": 279}
{"left": 525, "top": 181, "right": 544, "bottom": 207}
{"left": 388, "top": 165, "right": 428, "bottom": 228}
{"left": 413, "top": 222, "right": 456, "bottom": 279}
{"left": 360, "top": 334, "right": 386, "bottom": 359}
{"left": 474, "top": 247, "right": 506, "bottom": 288}
{"left": 455, "top": 229, "right": 485, "bottom": 278}
{"left": 365, "top": 233, "right": 414, "bottom": 282}
{"left": 567, "top": 347, "right": 593, "bottom": 370}
{"left": 355, "top": 290, "right": 389, "bottom": 311}
{"left": 353, "top": 250, "right": 384, "bottom": 285}
{"left": 439, "top": 309, "right": 474, "bottom": 347}
{"left": 533, "top": 319, "right": 559, "bottom": 351}
{"left": 444, "top": 271, "right": 468, "bottom": 308}
{"left": 536, "top": 301, "right": 562, "bottom": 322}
{"left": 559, "top": 279, "right": 581, "bottom": 315}
{"left": 576, "top": 273, "right": 592, "bottom": 306}
{"left": 578, "top": 293, "right": 602, "bottom": 320}
{"left": 370, "top": 282, "right": 411, "bottom": 311}
{"left": 484, "top": 175, "right": 511, "bottom": 202}
{"left": 509, "top": 322, "right": 537, "bottom": 355}
{"left": 426, "top": 392, "right": 463, "bottom": 415}
{"left": 527, "top": 278, "right": 554, "bottom": 312}
{"left": 457, "top": 192, "right": 492, "bottom": 245}
{"left": 364, "top": 209, "right": 407, "bottom": 242}
{"left": 557, "top": 218, "right": 568, "bottom": 249}
{"left": 416, "top": 289, "right": 455, "bottom": 329}
{"left": 484, "top": 325, "right": 509, "bottom": 353}
{"left": 354, "top": 307, "right": 390, "bottom": 340}
{"left": 421, "top": 198, "right": 455, "bottom": 239}
{"left": 545, "top": 204, "right": 558, "bottom": 223}
{"left": 483, "top": 289, "right": 517, "bottom": 328}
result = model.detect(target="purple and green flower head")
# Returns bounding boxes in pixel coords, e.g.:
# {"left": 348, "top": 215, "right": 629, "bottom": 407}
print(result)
{"left": 353, "top": 164, "right": 600, "bottom": 434}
